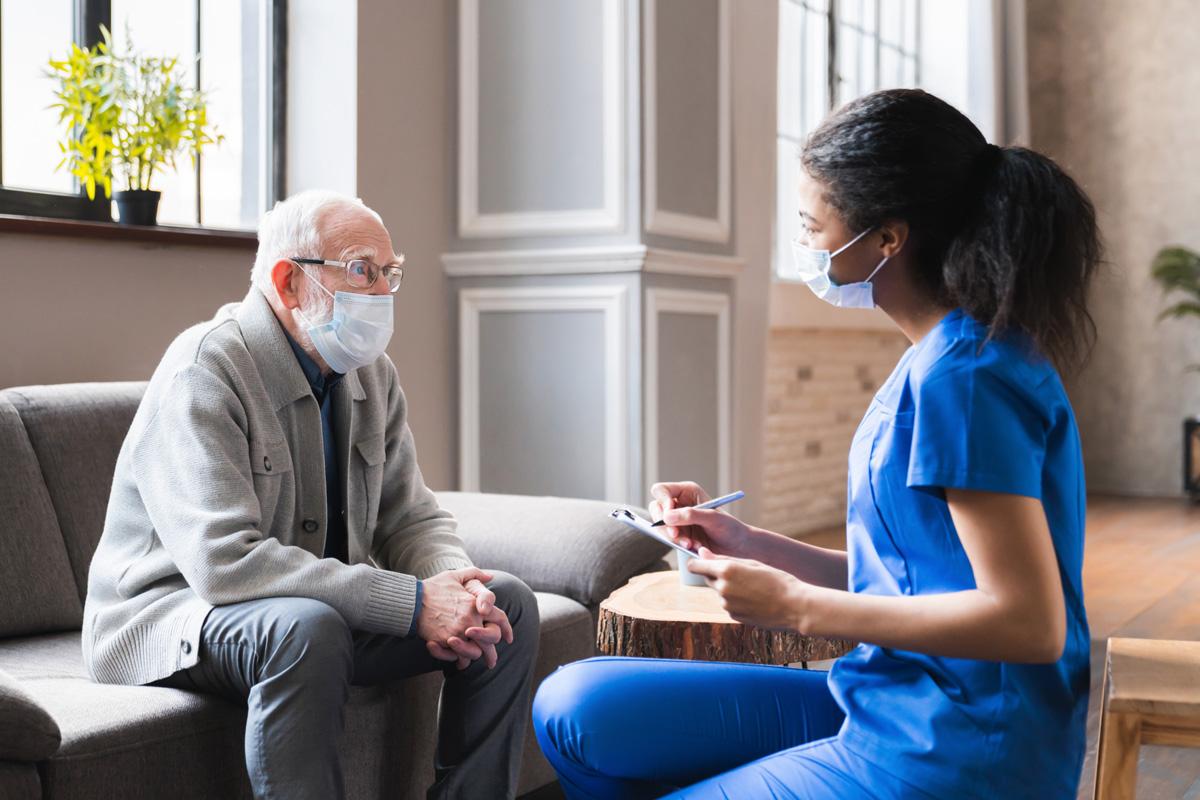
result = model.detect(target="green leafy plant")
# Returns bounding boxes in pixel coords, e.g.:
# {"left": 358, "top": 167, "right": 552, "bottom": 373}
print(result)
{"left": 1152, "top": 246, "right": 1200, "bottom": 319}
{"left": 47, "top": 25, "right": 221, "bottom": 200}
{"left": 1151, "top": 245, "right": 1200, "bottom": 371}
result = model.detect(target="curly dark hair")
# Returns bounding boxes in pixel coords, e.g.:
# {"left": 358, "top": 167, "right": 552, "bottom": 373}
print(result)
{"left": 800, "top": 88, "right": 1102, "bottom": 370}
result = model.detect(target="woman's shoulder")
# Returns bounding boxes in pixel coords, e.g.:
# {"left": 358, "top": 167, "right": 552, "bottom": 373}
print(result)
{"left": 908, "top": 309, "right": 1060, "bottom": 403}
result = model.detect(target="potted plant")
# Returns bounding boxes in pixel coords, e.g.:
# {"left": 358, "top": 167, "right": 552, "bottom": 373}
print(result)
{"left": 47, "top": 25, "right": 220, "bottom": 225}
{"left": 1151, "top": 245, "right": 1200, "bottom": 498}
{"left": 1152, "top": 246, "right": 1200, "bottom": 323}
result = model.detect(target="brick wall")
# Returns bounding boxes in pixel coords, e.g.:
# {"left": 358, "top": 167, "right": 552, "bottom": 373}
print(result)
{"left": 761, "top": 327, "right": 910, "bottom": 537}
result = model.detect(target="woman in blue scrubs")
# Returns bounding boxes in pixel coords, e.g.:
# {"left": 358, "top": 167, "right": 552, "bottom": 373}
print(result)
{"left": 532, "top": 88, "right": 1101, "bottom": 799}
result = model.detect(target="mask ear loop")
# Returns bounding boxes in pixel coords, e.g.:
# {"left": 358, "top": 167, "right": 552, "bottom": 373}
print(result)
{"left": 864, "top": 255, "right": 890, "bottom": 283}
{"left": 296, "top": 263, "right": 336, "bottom": 301}
{"left": 861, "top": 227, "right": 902, "bottom": 284}
{"left": 829, "top": 226, "right": 876, "bottom": 259}
{"left": 294, "top": 263, "right": 335, "bottom": 330}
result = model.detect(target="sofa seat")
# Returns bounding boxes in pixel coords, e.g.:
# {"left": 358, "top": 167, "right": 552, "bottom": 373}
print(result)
{"left": 0, "top": 591, "right": 594, "bottom": 799}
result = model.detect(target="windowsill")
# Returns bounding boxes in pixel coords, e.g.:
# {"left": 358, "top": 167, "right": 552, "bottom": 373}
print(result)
{"left": 0, "top": 213, "right": 256, "bottom": 248}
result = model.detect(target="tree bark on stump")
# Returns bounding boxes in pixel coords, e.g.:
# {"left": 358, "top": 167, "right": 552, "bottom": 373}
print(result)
{"left": 597, "top": 572, "right": 856, "bottom": 665}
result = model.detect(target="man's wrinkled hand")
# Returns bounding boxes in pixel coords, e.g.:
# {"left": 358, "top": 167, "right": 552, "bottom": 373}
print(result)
{"left": 460, "top": 577, "right": 514, "bottom": 669}
{"left": 419, "top": 567, "right": 492, "bottom": 670}
{"left": 420, "top": 567, "right": 517, "bottom": 670}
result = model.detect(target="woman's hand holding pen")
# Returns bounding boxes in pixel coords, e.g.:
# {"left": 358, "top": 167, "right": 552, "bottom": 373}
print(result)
{"left": 648, "top": 481, "right": 753, "bottom": 557}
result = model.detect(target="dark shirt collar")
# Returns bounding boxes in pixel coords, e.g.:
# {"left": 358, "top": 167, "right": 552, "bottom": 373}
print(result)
{"left": 281, "top": 324, "right": 344, "bottom": 401}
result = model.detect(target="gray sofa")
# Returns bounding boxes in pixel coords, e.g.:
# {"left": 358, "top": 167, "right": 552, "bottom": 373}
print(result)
{"left": 0, "top": 381, "right": 669, "bottom": 799}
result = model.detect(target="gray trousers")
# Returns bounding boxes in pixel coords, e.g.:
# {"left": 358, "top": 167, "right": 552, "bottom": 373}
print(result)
{"left": 156, "top": 570, "right": 539, "bottom": 800}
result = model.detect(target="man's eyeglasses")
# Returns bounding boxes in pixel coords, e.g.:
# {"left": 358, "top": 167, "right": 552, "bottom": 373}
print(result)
{"left": 290, "top": 256, "right": 405, "bottom": 293}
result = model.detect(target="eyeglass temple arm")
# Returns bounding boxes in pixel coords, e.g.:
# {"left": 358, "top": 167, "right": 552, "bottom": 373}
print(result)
{"left": 293, "top": 257, "right": 403, "bottom": 269}
{"left": 290, "top": 258, "right": 341, "bottom": 267}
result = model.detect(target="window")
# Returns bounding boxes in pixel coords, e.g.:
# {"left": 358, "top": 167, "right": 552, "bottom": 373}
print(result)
{"left": 775, "top": 0, "right": 921, "bottom": 278}
{"left": 0, "top": 0, "right": 285, "bottom": 229}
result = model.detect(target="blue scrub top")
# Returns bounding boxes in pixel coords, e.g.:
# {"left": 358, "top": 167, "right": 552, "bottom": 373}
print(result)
{"left": 829, "top": 308, "right": 1090, "bottom": 799}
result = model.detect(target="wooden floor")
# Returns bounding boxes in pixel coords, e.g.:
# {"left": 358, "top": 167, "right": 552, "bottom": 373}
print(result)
{"left": 521, "top": 495, "right": 1200, "bottom": 800}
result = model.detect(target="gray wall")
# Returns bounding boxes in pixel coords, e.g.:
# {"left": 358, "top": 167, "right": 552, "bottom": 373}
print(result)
{"left": 652, "top": 0, "right": 721, "bottom": 221}
{"left": 455, "top": 0, "right": 641, "bottom": 253}
{"left": 478, "top": 309, "right": 609, "bottom": 498}
{"left": 477, "top": 0, "right": 606, "bottom": 215}
{"left": 0, "top": 236, "right": 255, "bottom": 385}
{"left": 1028, "top": 0, "right": 1200, "bottom": 497}
{"left": 728, "top": 0, "right": 776, "bottom": 525}
{"left": 358, "top": 0, "right": 457, "bottom": 489}
{"left": 655, "top": 310, "right": 721, "bottom": 492}
{"left": 453, "top": 272, "right": 644, "bottom": 502}
{"left": 448, "top": 0, "right": 774, "bottom": 520}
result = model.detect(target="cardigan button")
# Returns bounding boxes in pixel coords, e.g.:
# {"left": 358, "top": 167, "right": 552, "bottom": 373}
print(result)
{"left": 263, "top": 456, "right": 272, "bottom": 472}
{"left": 302, "top": 519, "right": 319, "bottom": 533}
{"left": 181, "top": 640, "right": 192, "bottom": 655}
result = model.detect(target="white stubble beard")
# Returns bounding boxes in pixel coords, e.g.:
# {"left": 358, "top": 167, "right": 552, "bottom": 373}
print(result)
{"left": 291, "top": 273, "right": 335, "bottom": 355}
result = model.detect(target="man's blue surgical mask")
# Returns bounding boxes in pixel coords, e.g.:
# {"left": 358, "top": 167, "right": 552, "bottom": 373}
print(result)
{"left": 788, "top": 227, "right": 890, "bottom": 309}
{"left": 297, "top": 268, "right": 394, "bottom": 374}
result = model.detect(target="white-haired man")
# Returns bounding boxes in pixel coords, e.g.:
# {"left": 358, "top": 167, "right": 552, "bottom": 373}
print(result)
{"left": 83, "top": 190, "right": 539, "bottom": 800}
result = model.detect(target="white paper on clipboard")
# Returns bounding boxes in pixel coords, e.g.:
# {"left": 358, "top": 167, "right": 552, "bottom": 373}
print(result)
{"left": 609, "top": 507, "right": 700, "bottom": 558}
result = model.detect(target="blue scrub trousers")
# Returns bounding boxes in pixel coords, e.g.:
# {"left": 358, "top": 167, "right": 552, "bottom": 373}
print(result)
{"left": 533, "top": 657, "right": 939, "bottom": 800}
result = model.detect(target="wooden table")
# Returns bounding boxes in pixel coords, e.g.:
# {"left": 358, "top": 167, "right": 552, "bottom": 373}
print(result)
{"left": 1094, "top": 637, "right": 1200, "bottom": 799}
{"left": 597, "top": 571, "right": 856, "bottom": 666}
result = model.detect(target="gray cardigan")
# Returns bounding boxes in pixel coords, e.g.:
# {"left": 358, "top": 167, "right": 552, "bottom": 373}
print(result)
{"left": 82, "top": 289, "right": 473, "bottom": 686}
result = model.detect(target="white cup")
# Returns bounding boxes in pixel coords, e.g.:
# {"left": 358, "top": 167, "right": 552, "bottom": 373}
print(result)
{"left": 677, "top": 550, "right": 708, "bottom": 586}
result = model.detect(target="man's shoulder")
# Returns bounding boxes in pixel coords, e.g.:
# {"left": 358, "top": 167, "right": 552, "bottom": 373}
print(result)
{"left": 141, "top": 302, "right": 261, "bottom": 410}
{"left": 358, "top": 353, "right": 400, "bottom": 399}
{"left": 155, "top": 302, "right": 247, "bottom": 376}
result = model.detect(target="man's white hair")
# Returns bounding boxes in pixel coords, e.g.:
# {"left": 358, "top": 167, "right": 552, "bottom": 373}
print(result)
{"left": 250, "top": 189, "right": 383, "bottom": 292}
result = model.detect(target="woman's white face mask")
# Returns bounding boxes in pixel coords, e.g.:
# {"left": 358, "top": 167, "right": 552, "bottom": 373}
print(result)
{"left": 788, "top": 227, "right": 890, "bottom": 309}
{"left": 295, "top": 267, "right": 394, "bottom": 374}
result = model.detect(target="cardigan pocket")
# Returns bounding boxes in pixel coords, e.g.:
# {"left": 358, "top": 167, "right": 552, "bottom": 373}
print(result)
{"left": 356, "top": 437, "right": 385, "bottom": 536}
{"left": 249, "top": 437, "right": 294, "bottom": 530}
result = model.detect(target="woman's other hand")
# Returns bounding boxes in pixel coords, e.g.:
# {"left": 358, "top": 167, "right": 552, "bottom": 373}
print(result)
{"left": 687, "top": 546, "right": 811, "bottom": 632}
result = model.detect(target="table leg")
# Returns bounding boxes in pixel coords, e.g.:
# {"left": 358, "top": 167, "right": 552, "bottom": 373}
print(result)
{"left": 1093, "top": 710, "right": 1141, "bottom": 800}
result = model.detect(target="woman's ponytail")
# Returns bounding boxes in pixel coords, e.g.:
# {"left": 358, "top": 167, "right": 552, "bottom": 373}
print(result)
{"left": 943, "top": 145, "right": 1101, "bottom": 368}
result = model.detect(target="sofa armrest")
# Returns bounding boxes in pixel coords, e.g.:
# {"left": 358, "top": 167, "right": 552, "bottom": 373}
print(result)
{"left": 436, "top": 491, "right": 669, "bottom": 610}
{"left": 0, "top": 667, "right": 60, "bottom": 762}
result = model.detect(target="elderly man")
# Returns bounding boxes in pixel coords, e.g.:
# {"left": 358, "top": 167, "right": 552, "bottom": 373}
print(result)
{"left": 82, "top": 190, "right": 539, "bottom": 800}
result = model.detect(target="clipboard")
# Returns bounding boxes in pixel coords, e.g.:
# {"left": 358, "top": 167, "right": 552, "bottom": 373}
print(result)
{"left": 609, "top": 507, "right": 700, "bottom": 558}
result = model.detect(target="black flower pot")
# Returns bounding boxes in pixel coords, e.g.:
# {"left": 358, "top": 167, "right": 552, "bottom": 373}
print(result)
{"left": 1185, "top": 417, "right": 1200, "bottom": 500}
{"left": 113, "top": 190, "right": 162, "bottom": 226}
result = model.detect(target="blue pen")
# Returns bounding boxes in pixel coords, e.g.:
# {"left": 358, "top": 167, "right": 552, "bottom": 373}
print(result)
{"left": 650, "top": 490, "right": 745, "bottom": 527}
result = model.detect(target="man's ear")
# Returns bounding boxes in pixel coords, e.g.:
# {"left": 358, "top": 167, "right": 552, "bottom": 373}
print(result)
{"left": 270, "top": 259, "right": 302, "bottom": 310}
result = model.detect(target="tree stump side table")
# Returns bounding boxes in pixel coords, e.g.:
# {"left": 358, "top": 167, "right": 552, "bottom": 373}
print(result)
{"left": 597, "top": 571, "right": 856, "bottom": 666}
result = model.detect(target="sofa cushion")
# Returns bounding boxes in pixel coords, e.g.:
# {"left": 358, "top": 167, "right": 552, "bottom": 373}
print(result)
{"left": 437, "top": 491, "right": 670, "bottom": 610}
{"left": 0, "top": 397, "right": 82, "bottom": 637}
{"left": 0, "top": 632, "right": 391, "bottom": 800}
{"left": 2, "top": 383, "right": 146, "bottom": 603}
{"left": 0, "top": 666, "right": 61, "bottom": 762}
{"left": 0, "top": 761, "right": 41, "bottom": 798}
{"left": 520, "top": 592, "right": 597, "bottom": 792}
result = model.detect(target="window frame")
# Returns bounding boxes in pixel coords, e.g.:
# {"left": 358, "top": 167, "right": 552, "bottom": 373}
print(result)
{"left": 0, "top": 0, "right": 287, "bottom": 226}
